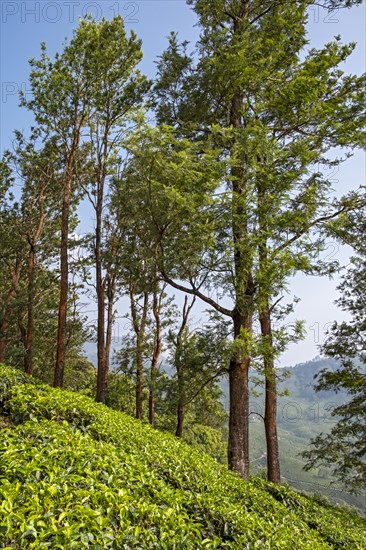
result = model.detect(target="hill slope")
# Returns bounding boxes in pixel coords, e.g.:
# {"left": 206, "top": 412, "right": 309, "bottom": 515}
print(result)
{"left": 219, "top": 357, "right": 365, "bottom": 512}
{"left": 0, "top": 365, "right": 365, "bottom": 549}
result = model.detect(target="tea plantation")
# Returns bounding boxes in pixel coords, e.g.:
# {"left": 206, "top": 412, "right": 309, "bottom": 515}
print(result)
{"left": 0, "top": 364, "right": 365, "bottom": 549}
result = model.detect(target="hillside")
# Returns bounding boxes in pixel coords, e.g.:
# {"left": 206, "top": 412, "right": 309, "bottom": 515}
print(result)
{"left": 218, "top": 357, "right": 365, "bottom": 512}
{"left": 0, "top": 365, "right": 365, "bottom": 549}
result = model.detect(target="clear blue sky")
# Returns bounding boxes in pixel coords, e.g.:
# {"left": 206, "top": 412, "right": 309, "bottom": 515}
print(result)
{"left": 1, "top": 1, "right": 365, "bottom": 366}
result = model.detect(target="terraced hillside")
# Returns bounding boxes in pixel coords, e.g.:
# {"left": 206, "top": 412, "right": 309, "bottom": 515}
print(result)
{"left": 0, "top": 364, "right": 365, "bottom": 549}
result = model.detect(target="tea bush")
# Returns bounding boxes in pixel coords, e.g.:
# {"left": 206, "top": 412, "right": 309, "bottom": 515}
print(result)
{"left": 0, "top": 364, "right": 365, "bottom": 549}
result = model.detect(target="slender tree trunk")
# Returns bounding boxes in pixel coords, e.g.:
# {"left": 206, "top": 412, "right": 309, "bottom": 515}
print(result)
{"left": 54, "top": 133, "right": 79, "bottom": 388}
{"left": 95, "top": 230, "right": 106, "bottom": 402}
{"left": 149, "top": 285, "right": 163, "bottom": 426}
{"left": 96, "top": 157, "right": 108, "bottom": 402}
{"left": 260, "top": 306, "right": 281, "bottom": 484}
{"left": 102, "top": 275, "right": 115, "bottom": 402}
{"left": 175, "top": 366, "right": 185, "bottom": 437}
{"left": 96, "top": 279, "right": 106, "bottom": 402}
{"left": 175, "top": 398, "right": 185, "bottom": 437}
{"left": 131, "top": 288, "right": 149, "bottom": 420}
{"left": 0, "top": 341, "right": 6, "bottom": 363}
{"left": 173, "top": 296, "right": 195, "bottom": 438}
{"left": 149, "top": 379, "right": 156, "bottom": 426}
{"left": 24, "top": 196, "right": 46, "bottom": 375}
{"left": 54, "top": 187, "right": 70, "bottom": 387}
{"left": 24, "top": 244, "right": 36, "bottom": 374}
{"left": 227, "top": 3, "right": 253, "bottom": 474}
{"left": 136, "top": 337, "right": 144, "bottom": 419}
{"left": 228, "top": 115, "right": 254, "bottom": 477}
{"left": 18, "top": 308, "right": 27, "bottom": 355}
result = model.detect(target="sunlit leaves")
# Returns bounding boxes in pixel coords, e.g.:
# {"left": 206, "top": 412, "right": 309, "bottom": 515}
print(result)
{"left": 0, "top": 364, "right": 365, "bottom": 548}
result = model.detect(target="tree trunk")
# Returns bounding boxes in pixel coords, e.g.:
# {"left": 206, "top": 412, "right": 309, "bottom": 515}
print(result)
{"left": 227, "top": 0, "right": 254, "bottom": 474}
{"left": 54, "top": 186, "right": 70, "bottom": 387}
{"left": 132, "top": 290, "right": 148, "bottom": 420}
{"left": 175, "top": 395, "right": 185, "bottom": 438}
{"left": 96, "top": 280, "right": 106, "bottom": 402}
{"left": 136, "top": 334, "right": 144, "bottom": 420}
{"left": 24, "top": 244, "right": 36, "bottom": 375}
{"left": 54, "top": 183, "right": 71, "bottom": 387}
{"left": 149, "top": 382, "right": 155, "bottom": 426}
{"left": 54, "top": 133, "right": 79, "bottom": 388}
{"left": 95, "top": 159, "right": 108, "bottom": 402}
{"left": 227, "top": 307, "right": 253, "bottom": 478}
{"left": 102, "top": 275, "right": 115, "bottom": 403}
{"left": 173, "top": 296, "right": 195, "bottom": 437}
{"left": 260, "top": 307, "right": 281, "bottom": 484}
{"left": 149, "top": 284, "right": 163, "bottom": 427}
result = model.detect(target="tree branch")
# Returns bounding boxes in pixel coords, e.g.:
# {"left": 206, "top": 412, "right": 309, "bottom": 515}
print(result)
{"left": 160, "top": 268, "right": 233, "bottom": 318}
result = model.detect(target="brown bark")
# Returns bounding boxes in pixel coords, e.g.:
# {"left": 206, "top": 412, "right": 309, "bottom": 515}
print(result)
{"left": 100, "top": 274, "right": 116, "bottom": 403}
{"left": 228, "top": 306, "right": 253, "bottom": 478}
{"left": 54, "top": 130, "right": 80, "bottom": 388}
{"left": 96, "top": 279, "right": 106, "bottom": 402}
{"left": 95, "top": 137, "right": 109, "bottom": 403}
{"left": 0, "top": 303, "right": 13, "bottom": 362}
{"left": 148, "top": 381, "right": 156, "bottom": 427}
{"left": 0, "top": 341, "right": 6, "bottom": 364}
{"left": 226, "top": 4, "right": 254, "bottom": 478}
{"left": 257, "top": 161, "right": 281, "bottom": 484}
{"left": 24, "top": 244, "right": 36, "bottom": 374}
{"left": 260, "top": 307, "right": 281, "bottom": 484}
{"left": 227, "top": 87, "right": 255, "bottom": 477}
{"left": 24, "top": 201, "right": 46, "bottom": 375}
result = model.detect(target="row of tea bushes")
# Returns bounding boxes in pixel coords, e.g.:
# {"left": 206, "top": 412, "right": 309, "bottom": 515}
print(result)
{"left": 0, "top": 364, "right": 365, "bottom": 549}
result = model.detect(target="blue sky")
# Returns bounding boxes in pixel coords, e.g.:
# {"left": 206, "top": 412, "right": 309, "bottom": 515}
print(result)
{"left": 1, "top": 1, "right": 365, "bottom": 366}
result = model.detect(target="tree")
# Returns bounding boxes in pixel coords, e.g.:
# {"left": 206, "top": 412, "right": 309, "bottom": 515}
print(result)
{"left": 168, "top": 307, "right": 230, "bottom": 438}
{"left": 137, "top": 0, "right": 366, "bottom": 481}
{"left": 78, "top": 17, "right": 149, "bottom": 404}
{"left": 20, "top": 16, "right": 149, "bottom": 390}
{"left": 302, "top": 255, "right": 366, "bottom": 493}
{"left": 21, "top": 24, "right": 94, "bottom": 387}
{"left": 11, "top": 132, "right": 61, "bottom": 375}
{"left": 0, "top": 152, "right": 23, "bottom": 363}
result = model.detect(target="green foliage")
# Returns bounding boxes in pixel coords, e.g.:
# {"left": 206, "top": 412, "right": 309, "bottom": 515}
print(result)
{"left": 302, "top": 256, "right": 366, "bottom": 493}
{"left": 0, "top": 364, "right": 365, "bottom": 548}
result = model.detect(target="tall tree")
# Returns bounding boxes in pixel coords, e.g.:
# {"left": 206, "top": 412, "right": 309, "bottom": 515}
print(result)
{"left": 21, "top": 24, "right": 95, "bottom": 386}
{"left": 78, "top": 17, "right": 149, "bottom": 403}
{"left": 12, "top": 133, "right": 61, "bottom": 375}
{"left": 21, "top": 17, "right": 148, "bottom": 390}
{"left": 146, "top": 0, "right": 365, "bottom": 480}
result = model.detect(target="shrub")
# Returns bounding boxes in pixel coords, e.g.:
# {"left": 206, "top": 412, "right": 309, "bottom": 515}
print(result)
{"left": 0, "top": 364, "right": 365, "bottom": 549}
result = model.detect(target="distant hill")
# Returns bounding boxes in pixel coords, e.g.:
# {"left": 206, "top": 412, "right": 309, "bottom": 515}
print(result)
{"left": 247, "top": 357, "right": 364, "bottom": 513}
{"left": 0, "top": 363, "right": 365, "bottom": 548}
